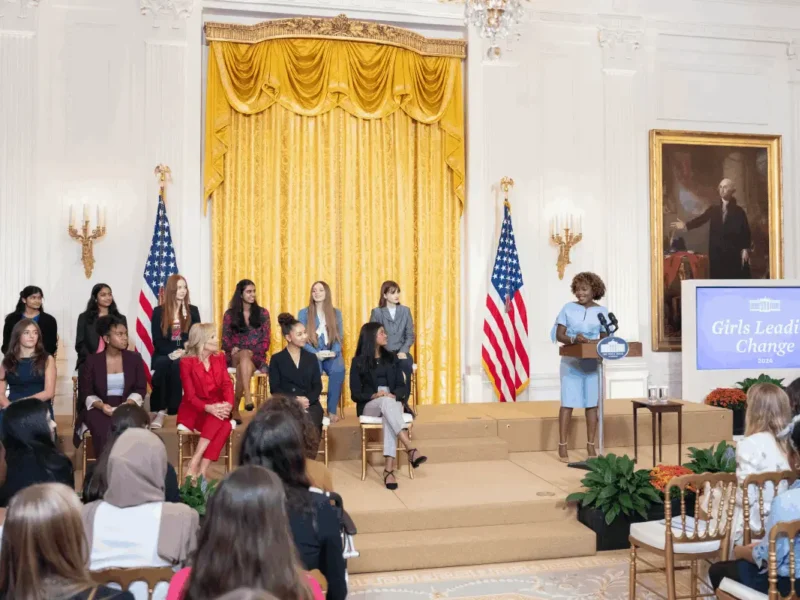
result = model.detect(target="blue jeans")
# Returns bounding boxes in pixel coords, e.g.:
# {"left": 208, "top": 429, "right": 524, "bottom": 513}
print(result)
{"left": 319, "top": 355, "right": 345, "bottom": 416}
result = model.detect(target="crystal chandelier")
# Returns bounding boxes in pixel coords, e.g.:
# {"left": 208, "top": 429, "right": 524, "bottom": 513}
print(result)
{"left": 465, "top": 0, "right": 529, "bottom": 59}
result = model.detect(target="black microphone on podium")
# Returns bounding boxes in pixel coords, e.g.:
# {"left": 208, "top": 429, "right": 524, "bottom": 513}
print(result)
{"left": 597, "top": 313, "right": 612, "bottom": 337}
{"left": 608, "top": 312, "right": 619, "bottom": 335}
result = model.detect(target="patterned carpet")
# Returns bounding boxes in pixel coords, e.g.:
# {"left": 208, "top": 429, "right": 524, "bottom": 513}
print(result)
{"left": 348, "top": 552, "right": 710, "bottom": 600}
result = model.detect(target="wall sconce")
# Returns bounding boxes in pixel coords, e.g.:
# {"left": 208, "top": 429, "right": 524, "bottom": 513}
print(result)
{"left": 550, "top": 212, "right": 582, "bottom": 280}
{"left": 68, "top": 203, "right": 106, "bottom": 279}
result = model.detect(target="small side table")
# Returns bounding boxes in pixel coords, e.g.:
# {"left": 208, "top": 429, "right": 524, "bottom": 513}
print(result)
{"left": 632, "top": 400, "right": 683, "bottom": 466}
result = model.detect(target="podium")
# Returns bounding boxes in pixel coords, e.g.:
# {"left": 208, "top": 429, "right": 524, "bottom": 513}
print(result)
{"left": 559, "top": 341, "right": 643, "bottom": 458}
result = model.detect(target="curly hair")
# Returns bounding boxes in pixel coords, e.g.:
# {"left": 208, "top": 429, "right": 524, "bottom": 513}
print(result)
{"left": 259, "top": 395, "right": 320, "bottom": 459}
{"left": 570, "top": 272, "right": 606, "bottom": 301}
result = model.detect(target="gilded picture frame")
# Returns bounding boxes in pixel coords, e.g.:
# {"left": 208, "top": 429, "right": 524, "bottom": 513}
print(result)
{"left": 650, "top": 130, "right": 783, "bottom": 352}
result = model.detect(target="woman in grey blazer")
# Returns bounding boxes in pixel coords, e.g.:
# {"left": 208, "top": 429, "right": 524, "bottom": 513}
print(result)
{"left": 369, "top": 280, "right": 415, "bottom": 384}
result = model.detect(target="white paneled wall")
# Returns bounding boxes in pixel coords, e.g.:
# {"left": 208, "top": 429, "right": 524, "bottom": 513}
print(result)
{"left": 1, "top": 0, "right": 799, "bottom": 411}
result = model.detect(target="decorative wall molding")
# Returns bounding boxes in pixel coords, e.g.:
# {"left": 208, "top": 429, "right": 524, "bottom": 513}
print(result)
{"left": 141, "top": 0, "right": 194, "bottom": 27}
{"left": 598, "top": 23, "right": 643, "bottom": 71}
{"left": 0, "top": 0, "right": 39, "bottom": 21}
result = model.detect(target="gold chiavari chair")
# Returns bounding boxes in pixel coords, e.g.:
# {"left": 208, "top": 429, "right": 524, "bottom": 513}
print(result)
{"left": 742, "top": 471, "right": 800, "bottom": 546}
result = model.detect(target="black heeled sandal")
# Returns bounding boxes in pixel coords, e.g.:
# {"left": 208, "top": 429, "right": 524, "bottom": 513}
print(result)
{"left": 408, "top": 448, "right": 427, "bottom": 468}
{"left": 383, "top": 470, "right": 398, "bottom": 490}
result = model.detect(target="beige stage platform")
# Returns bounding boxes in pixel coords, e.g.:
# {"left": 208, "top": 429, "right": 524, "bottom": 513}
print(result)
{"left": 56, "top": 399, "right": 732, "bottom": 574}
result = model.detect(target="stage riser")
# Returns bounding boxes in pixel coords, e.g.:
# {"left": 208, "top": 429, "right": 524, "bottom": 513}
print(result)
{"left": 366, "top": 436, "right": 508, "bottom": 467}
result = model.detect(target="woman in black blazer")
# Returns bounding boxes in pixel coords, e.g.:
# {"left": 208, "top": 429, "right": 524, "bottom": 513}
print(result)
{"left": 150, "top": 275, "right": 201, "bottom": 427}
{"left": 350, "top": 322, "right": 426, "bottom": 490}
{"left": 2, "top": 286, "right": 58, "bottom": 357}
{"left": 269, "top": 313, "right": 323, "bottom": 432}
{"left": 74, "top": 283, "right": 126, "bottom": 371}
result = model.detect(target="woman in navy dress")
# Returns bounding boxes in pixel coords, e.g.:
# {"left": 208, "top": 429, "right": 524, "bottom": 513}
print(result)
{"left": 550, "top": 272, "right": 608, "bottom": 464}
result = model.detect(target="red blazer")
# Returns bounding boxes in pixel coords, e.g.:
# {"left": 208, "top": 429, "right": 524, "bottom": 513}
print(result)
{"left": 177, "top": 353, "right": 234, "bottom": 428}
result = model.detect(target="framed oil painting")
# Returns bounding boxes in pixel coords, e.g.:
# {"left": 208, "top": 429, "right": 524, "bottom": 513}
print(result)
{"left": 650, "top": 130, "right": 783, "bottom": 352}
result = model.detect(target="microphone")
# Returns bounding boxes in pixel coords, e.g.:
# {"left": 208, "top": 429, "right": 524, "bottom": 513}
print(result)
{"left": 597, "top": 313, "right": 611, "bottom": 336}
{"left": 608, "top": 312, "right": 619, "bottom": 335}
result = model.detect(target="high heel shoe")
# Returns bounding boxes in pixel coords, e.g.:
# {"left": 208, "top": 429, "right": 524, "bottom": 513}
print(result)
{"left": 558, "top": 442, "right": 570, "bottom": 464}
{"left": 408, "top": 448, "right": 427, "bottom": 468}
{"left": 383, "top": 470, "right": 398, "bottom": 490}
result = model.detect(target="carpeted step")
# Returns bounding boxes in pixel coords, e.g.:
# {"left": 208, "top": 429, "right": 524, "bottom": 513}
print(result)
{"left": 351, "top": 497, "right": 574, "bottom": 534}
{"left": 365, "top": 436, "right": 508, "bottom": 466}
{"left": 348, "top": 520, "right": 596, "bottom": 574}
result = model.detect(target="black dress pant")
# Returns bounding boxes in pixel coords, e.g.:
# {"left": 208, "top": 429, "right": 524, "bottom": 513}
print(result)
{"left": 709, "top": 559, "right": 800, "bottom": 595}
{"left": 151, "top": 355, "right": 183, "bottom": 415}
{"left": 307, "top": 401, "right": 324, "bottom": 435}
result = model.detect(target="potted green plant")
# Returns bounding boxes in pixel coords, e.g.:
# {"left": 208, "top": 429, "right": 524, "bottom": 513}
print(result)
{"left": 705, "top": 388, "right": 747, "bottom": 435}
{"left": 736, "top": 374, "right": 785, "bottom": 392}
{"left": 179, "top": 476, "right": 218, "bottom": 517}
{"left": 566, "top": 454, "right": 662, "bottom": 551}
{"left": 683, "top": 441, "right": 736, "bottom": 474}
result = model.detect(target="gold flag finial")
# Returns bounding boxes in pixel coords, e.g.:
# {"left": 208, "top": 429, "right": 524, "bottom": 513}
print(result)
{"left": 500, "top": 177, "right": 514, "bottom": 209}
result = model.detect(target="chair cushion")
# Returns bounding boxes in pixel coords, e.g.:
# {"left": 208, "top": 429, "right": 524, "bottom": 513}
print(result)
{"left": 719, "top": 577, "right": 768, "bottom": 600}
{"left": 322, "top": 417, "right": 330, "bottom": 428}
{"left": 359, "top": 414, "right": 414, "bottom": 425}
{"left": 629, "top": 520, "right": 720, "bottom": 554}
{"left": 177, "top": 424, "right": 201, "bottom": 434}
{"left": 227, "top": 367, "right": 236, "bottom": 374}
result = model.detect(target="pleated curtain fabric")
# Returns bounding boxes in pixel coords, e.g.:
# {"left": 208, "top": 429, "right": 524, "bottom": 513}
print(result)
{"left": 204, "top": 37, "right": 464, "bottom": 406}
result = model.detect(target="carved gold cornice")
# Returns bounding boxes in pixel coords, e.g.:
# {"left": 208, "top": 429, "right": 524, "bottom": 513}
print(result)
{"left": 204, "top": 14, "right": 467, "bottom": 58}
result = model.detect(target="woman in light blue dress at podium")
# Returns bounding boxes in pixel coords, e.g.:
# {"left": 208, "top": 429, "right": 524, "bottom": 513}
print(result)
{"left": 551, "top": 272, "right": 609, "bottom": 464}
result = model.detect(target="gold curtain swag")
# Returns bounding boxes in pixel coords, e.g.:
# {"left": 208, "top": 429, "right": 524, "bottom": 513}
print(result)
{"left": 204, "top": 19, "right": 464, "bottom": 406}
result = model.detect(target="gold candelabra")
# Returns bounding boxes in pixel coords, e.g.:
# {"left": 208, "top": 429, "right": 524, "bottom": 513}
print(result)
{"left": 68, "top": 204, "right": 106, "bottom": 279}
{"left": 550, "top": 213, "right": 582, "bottom": 280}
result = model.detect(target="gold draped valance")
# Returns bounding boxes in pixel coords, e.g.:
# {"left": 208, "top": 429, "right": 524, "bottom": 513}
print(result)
{"left": 203, "top": 21, "right": 465, "bottom": 210}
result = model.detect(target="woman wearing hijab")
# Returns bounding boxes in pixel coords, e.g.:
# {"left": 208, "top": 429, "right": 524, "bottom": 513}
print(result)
{"left": 82, "top": 428, "right": 198, "bottom": 600}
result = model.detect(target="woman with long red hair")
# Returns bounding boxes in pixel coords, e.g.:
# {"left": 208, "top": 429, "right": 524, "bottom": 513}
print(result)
{"left": 150, "top": 274, "right": 201, "bottom": 429}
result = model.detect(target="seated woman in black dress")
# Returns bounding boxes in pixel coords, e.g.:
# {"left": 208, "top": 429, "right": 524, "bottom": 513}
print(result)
{"left": 350, "top": 322, "right": 426, "bottom": 490}
{"left": 240, "top": 410, "right": 346, "bottom": 600}
{"left": 268, "top": 314, "right": 323, "bottom": 432}
{"left": 1, "top": 286, "right": 58, "bottom": 357}
{"left": 0, "top": 319, "right": 56, "bottom": 423}
{"left": 77, "top": 315, "right": 147, "bottom": 456}
{"left": 0, "top": 399, "right": 73, "bottom": 507}
{"left": 75, "top": 283, "right": 126, "bottom": 372}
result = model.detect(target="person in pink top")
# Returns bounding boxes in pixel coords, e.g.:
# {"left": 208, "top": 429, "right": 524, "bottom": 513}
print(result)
{"left": 166, "top": 466, "right": 324, "bottom": 600}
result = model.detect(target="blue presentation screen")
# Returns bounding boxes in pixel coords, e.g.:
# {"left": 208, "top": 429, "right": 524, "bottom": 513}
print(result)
{"left": 696, "top": 287, "right": 800, "bottom": 370}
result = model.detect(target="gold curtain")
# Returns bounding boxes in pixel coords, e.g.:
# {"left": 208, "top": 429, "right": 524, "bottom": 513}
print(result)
{"left": 204, "top": 26, "right": 464, "bottom": 405}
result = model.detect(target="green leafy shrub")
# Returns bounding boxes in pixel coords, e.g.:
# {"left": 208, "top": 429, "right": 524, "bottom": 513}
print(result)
{"left": 179, "top": 476, "right": 218, "bottom": 516}
{"left": 736, "top": 374, "right": 785, "bottom": 392}
{"left": 683, "top": 441, "right": 736, "bottom": 474}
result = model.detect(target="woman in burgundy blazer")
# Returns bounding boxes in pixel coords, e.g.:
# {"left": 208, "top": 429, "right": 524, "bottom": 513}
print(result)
{"left": 177, "top": 323, "right": 235, "bottom": 481}
{"left": 76, "top": 316, "right": 147, "bottom": 455}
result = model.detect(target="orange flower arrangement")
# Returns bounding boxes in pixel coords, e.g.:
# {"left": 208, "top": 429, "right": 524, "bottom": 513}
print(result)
{"left": 704, "top": 387, "right": 747, "bottom": 410}
{"left": 650, "top": 464, "right": 693, "bottom": 494}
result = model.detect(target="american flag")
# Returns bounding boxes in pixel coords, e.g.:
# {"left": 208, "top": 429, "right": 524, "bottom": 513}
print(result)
{"left": 482, "top": 203, "right": 530, "bottom": 402}
{"left": 135, "top": 194, "right": 179, "bottom": 384}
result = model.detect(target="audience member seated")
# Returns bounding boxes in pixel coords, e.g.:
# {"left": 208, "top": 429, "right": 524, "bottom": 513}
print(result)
{"left": 0, "top": 399, "right": 73, "bottom": 507}
{"left": 298, "top": 281, "right": 345, "bottom": 423}
{"left": 75, "top": 283, "right": 127, "bottom": 372}
{"left": 240, "top": 412, "right": 346, "bottom": 600}
{"left": 222, "top": 279, "right": 270, "bottom": 413}
{"left": 709, "top": 414, "right": 800, "bottom": 595}
{"left": 0, "top": 319, "right": 56, "bottom": 423}
{"left": 260, "top": 395, "right": 332, "bottom": 492}
{"left": 216, "top": 591, "right": 279, "bottom": 600}
{"left": 165, "top": 466, "right": 323, "bottom": 600}
{"left": 177, "top": 324, "right": 234, "bottom": 481}
{"left": 269, "top": 314, "right": 323, "bottom": 433}
{"left": 77, "top": 316, "right": 146, "bottom": 456}
{"left": 150, "top": 274, "right": 201, "bottom": 429}
{"left": 82, "top": 428, "right": 198, "bottom": 600}
{"left": 0, "top": 483, "right": 134, "bottom": 600}
{"left": 369, "top": 280, "right": 415, "bottom": 385}
{"left": 82, "top": 404, "right": 180, "bottom": 504}
{"left": 786, "top": 377, "right": 800, "bottom": 417}
{"left": 731, "top": 383, "right": 793, "bottom": 547}
{"left": 2, "top": 285, "right": 58, "bottom": 357}
{"left": 350, "top": 322, "right": 426, "bottom": 490}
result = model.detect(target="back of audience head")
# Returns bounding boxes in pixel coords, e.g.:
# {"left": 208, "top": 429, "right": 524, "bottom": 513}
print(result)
{"left": 2, "top": 319, "right": 47, "bottom": 374}
{"left": 104, "top": 428, "right": 167, "bottom": 507}
{"left": 239, "top": 411, "right": 312, "bottom": 513}
{"left": 12, "top": 286, "right": 45, "bottom": 316}
{"left": 83, "top": 404, "right": 152, "bottom": 503}
{"left": 261, "top": 395, "right": 320, "bottom": 460}
{"left": 215, "top": 591, "right": 280, "bottom": 600}
{"left": 2, "top": 399, "right": 58, "bottom": 456}
{"left": 748, "top": 383, "right": 794, "bottom": 458}
{"left": 184, "top": 466, "right": 311, "bottom": 600}
{"left": 785, "top": 377, "right": 800, "bottom": 417}
{"left": 0, "top": 483, "right": 94, "bottom": 599}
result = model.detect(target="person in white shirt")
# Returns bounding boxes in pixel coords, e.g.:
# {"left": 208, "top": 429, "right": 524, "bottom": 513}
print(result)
{"left": 81, "top": 428, "right": 198, "bottom": 600}
{"left": 731, "top": 383, "right": 794, "bottom": 548}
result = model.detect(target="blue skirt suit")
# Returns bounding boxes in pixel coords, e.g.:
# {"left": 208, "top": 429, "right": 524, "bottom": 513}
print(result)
{"left": 551, "top": 302, "right": 609, "bottom": 409}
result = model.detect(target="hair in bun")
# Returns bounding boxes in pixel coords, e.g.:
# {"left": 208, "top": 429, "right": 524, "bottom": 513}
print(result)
{"left": 277, "top": 313, "right": 300, "bottom": 337}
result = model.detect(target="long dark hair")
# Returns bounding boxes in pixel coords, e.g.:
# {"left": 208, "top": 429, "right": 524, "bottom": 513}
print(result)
{"left": 12, "top": 286, "right": 45, "bottom": 315}
{"left": 183, "top": 466, "right": 313, "bottom": 600}
{"left": 239, "top": 411, "right": 313, "bottom": 516}
{"left": 260, "top": 395, "right": 320, "bottom": 460}
{"left": 2, "top": 399, "right": 69, "bottom": 480}
{"left": 83, "top": 283, "right": 121, "bottom": 325}
{"left": 82, "top": 404, "right": 151, "bottom": 503}
{"left": 2, "top": 319, "right": 48, "bottom": 375}
{"left": 228, "top": 279, "right": 264, "bottom": 333}
{"left": 354, "top": 322, "right": 394, "bottom": 375}
{"left": 378, "top": 280, "right": 400, "bottom": 308}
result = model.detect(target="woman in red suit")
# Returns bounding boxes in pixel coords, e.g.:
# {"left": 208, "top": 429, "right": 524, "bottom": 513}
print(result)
{"left": 177, "top": 323, "right": 234, "bottom": 481}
